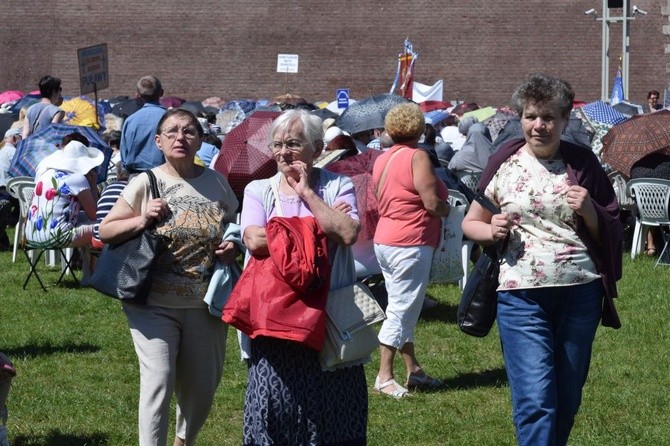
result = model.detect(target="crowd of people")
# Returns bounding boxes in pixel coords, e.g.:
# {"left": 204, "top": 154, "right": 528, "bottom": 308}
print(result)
{"left": 4, "top": 70, "right": 659, "bottom": 446}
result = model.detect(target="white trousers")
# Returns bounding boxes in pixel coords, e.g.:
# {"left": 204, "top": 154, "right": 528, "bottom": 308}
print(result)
{"left": 123, "top": 304, "right": 228, "bottom": 446}
{"left": 374, "top": 244, "right": 433, "bottom": 348}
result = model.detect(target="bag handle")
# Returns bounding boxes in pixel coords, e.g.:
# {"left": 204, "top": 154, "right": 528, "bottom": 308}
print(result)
{"left": 375, "top": 146, "right": 408, "bottom": 199}
{"left": 145, "top": 170, "right": 160, "bottom": 199}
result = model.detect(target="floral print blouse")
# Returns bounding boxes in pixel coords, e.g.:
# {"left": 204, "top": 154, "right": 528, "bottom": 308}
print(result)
{"left": 485, "top": 148, "right": 600, "bottom": 290}
{"left": 26, "top": 169, "right": 90, "bottom": 248}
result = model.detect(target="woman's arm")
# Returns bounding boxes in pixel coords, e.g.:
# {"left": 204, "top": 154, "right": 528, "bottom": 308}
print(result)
{"left": 566, "top": 185, "right": 601, "bottom": 243}
{"left": 412, "top": 150, "right": 450, "bottom": 217}
{"left": 243, "top": 225, "right": 269, "bottom": 256}
{"left": 98, "top": 196, "right": 166, "bottom": 244}
{"left": 288, "top": 163, "right": 360, "bottom": 246}
{"left": 51, "top": 110, "right": 65, "bottom": 124}
{"left": 462, "top": 201, "right": 511, "bottom": 246}
{"left": 77, "top": 189, "right": 98, "bottom": 221}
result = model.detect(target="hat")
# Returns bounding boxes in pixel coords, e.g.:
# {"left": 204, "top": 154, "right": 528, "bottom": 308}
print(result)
{"left": 4, "top": 128, "right": 21, "bottom": 139}
{"left": 324, "top": 126, "right": 344, "bottom": 145}
{"left": 41, "top": 141, "right": 105, "bottom": 175}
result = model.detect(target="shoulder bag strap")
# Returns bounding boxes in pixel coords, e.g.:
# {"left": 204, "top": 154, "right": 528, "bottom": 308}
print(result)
{"left": 145, "top": 170, "right": 160, "bottom": 199}
{"left": 375, "top": 146, "right": 408, "bottom": 199}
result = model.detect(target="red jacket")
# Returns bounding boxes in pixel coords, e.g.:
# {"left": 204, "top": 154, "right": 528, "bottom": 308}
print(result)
{"left": 222, "top": 216, "right": 331, "bottom": 350}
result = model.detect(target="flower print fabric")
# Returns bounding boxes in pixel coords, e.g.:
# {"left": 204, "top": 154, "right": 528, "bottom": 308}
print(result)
{"left": 485, "top": 148, "right": 600, "bottom": 290}
{"left": 26, "top": 169, "right": 90, "bottom": 248}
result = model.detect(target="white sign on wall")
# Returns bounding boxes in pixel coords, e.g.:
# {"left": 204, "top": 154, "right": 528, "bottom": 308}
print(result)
{"left": 277, "top": 54, "right": 299, "bottom": 73}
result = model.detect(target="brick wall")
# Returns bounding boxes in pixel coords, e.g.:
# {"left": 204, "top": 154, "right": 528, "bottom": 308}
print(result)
{"left": 1, "top": 0, "right": 666, "bottom": 107}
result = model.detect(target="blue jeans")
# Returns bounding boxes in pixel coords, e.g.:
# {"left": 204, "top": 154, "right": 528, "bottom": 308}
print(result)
{"left": 497, "top": 280, "right": 604, "bottom": 446}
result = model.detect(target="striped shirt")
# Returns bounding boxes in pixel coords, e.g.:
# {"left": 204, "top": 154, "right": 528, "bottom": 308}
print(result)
{"left": 92, "top": 180, "right": 128, "bottom": 243}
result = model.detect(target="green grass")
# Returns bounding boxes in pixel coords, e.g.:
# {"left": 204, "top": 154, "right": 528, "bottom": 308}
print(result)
{"left": 1, "top": 236, "right": 669, "bottom": 445}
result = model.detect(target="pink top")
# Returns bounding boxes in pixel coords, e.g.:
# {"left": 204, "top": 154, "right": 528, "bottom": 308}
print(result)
{"left": 372, "top": 145, "right": 447, "bottom": 248}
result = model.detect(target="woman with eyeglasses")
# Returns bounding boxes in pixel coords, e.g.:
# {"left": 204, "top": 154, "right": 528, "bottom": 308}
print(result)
{"left": 236, "top": 109, "right": 366, "bottom": 445}
{"left": 99, "top": 108, "right": 239, "bottom": 446}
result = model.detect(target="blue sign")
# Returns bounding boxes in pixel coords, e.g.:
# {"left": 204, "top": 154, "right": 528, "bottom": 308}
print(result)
{"left": 336, "top": 89, "right": 349, "bottom": 109}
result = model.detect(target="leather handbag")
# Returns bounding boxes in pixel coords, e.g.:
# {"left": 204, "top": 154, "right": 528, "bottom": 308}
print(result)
{"left": 320, "top": 282, "right": 386, "bottom": 369}
{"left": 89, "top": 170, "right": 162, "bottom": 305}
{"left": 456, "top": 192, "right": 506, "bottom": 337}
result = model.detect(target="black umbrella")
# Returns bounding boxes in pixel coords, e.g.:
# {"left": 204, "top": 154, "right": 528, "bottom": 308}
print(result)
{"left": 110, "top": 97, "right": 145, "bottom": 119}
{"left": 336, "top": 93, "right": 410, "bottom": 134}
{"left": 180, "top": 101, "right": 205, "bottom": 115}
{"left": 0, "top": 113, "right": 18, "bottom": 138}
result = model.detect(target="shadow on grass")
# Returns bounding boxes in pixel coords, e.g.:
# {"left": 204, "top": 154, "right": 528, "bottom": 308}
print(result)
{"left": 445, "top": 367, "right": 508, "bottom": 390}
{"left": 13, "top": 431, "right": 108, "bottom": 446}
{"left": 418, "top": 294, "right": 458, "bottom": 324}
{"left": 4, "top": 341, "right": 100, "bottom": 359}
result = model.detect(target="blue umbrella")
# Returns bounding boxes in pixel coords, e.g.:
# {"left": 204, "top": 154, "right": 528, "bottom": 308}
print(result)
{"left": 8, "top": 123, "right": 112, "bottom": 182}
{"left": 580, "top": 101, "right": 628, "bottom": 126}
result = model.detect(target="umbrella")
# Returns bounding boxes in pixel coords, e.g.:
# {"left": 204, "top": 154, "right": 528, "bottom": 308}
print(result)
{"left": 580, "top": 101, "right": 628, "bottom": 125}
{"left": 9, "top": 94, "right": 40, "bottom": 114}
{"left": 325, "top": 150, "right": 383, "bottom": 241}
{"left": 180, "top": 101, "right": 205, "bottom": 115}
{"left": 110, "top": 97, "right": 145, "bottom": 119}
{"left": 612, "top": 100, "right": 644, "bottom": 117}
{"left": 202, "top": 96, "right": 226, "bottom": 108}
{"left": 275, "top": 93, "right": 307, "bottom": 106}
{"left": 312, "top": 107, "right": 338, "bottom": 121}
{"left": 60, "top": 97, "right": 102, "bottom": 129}
{"left": 450, "top": 102, "right": 479, "bottom": 116}
{"left": 0, "top": 90, "right": 23, "bottom": 105}
{"left": 462, "top": 106, "right": 497, "bottom": 123}
{"left": 419, "top": 100, "right": 452, "bottom": 113}
{"left": 160, "top": 96, "right": 185, "bottom": 109}
{"left": 8, "top": 123, "right": 112, "bottom": 182}
{"left": 424, "top": 110, "right": 450, "bottom": 125}
{"left": 601, "top": 109, "right": 670, "bottom": 178}
{"left": 336, "top": 93, "right": 410, "bottom": 134}
{"left": 212, "top": 110, "right": 281, "bottom": 199}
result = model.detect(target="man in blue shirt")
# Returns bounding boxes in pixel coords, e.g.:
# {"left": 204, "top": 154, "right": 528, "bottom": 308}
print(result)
{"left": 120, "top": 76, "right": 166, "bottom": 173}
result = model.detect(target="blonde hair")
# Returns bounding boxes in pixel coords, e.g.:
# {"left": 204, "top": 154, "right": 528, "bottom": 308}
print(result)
{"left": 385, "top": 103, "right": 425, "bottom": 143}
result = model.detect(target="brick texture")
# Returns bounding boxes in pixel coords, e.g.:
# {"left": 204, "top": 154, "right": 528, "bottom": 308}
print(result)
{"left": 0, "top": 0, "right": 667, "bottom": 107}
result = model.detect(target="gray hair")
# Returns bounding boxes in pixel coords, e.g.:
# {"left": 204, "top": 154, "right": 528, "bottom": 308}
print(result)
{"left": 269, "top": 109, "right": 324, "bottom": 153}
{"left": 511, "top": 74, "right": 574, "bottom": 120}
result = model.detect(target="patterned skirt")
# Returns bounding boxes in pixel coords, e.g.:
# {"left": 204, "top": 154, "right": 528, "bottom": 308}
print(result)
{"left": 243, "top": 336, "right": 368, "bottom": 446}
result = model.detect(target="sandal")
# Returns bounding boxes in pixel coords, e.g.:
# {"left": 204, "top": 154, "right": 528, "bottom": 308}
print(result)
{"left": 373, "top": 376, "right": 409, "bottom": 399}
{"left": 406, "top": 373, "right": 444, "bottom": 391}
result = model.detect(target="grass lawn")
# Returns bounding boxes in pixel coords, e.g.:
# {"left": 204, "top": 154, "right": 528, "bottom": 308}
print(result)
{"left": 1, "top": 236, "right": 669, "bottom": 445}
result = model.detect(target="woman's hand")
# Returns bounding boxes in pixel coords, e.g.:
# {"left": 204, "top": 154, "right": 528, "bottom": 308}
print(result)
{"left": 285, "top": 161, "right": 311, "bottom": 197}
{"left": 566, "top": 185, "right": 595, "bottom": 217}
{"left": 215, "top": 240, "right": 239, "bottom": 265}
{"left": 490, "top": 212, "right": 513, "bottom": 242}
{"left": 144, "top": 199, "right": 168, "bottom": 227}
{"left": 333, "top": 201, "right": 352, "bottom": 214}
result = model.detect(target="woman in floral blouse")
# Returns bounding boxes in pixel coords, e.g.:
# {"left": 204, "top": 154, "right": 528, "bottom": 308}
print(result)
{"left": 462, "top": 74, "right": 621, "bottom": 446}
{"left": 26, "top": 140, "right": 102, "bottom": 248}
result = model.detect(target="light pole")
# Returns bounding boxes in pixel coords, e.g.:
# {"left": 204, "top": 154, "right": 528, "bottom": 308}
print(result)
{"left": 585, "top": 0, "right": 646, "bottom": 101}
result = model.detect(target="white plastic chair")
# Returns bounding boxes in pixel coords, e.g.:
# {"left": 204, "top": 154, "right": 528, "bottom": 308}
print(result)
{"left": 6, "top": 176, "right": 35, "bottom": 263}
{"left": 627, "top": 178, "right": 670, "bottom": 266}
{"left": 448, "top": 189, "right": 474, "bottom": 289}
{"left": 456, "top": 171, "right": 481, "bottom": 193}
{"left": 607, "top": 170, "right": 635, "bottom": 211}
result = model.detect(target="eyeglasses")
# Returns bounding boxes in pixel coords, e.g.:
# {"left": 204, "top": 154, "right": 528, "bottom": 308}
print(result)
{"left": 161, "top": 126, "right": 199, "bottom": 140}
{"left": 269, "top": 139, "right": 305, "bottom": 152}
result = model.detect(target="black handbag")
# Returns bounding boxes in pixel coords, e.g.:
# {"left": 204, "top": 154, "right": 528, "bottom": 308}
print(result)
{"left": 456, "top": 192, "right": 506, "bottom": 337}
{"left": 89, "top": 170, "right": 162, "bottom": 305}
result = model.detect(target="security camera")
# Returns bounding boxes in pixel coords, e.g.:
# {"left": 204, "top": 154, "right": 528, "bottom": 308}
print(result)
{"left": 584, "top": 8, "right": 596, "bottom": 15}
{"left": 632, "top": 5, "right": 648, "bottom": 15}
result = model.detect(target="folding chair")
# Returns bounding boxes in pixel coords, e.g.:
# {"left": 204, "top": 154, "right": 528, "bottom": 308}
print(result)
{"left": 627, "top": 178, "right": 670, "bottom": 267}
{"left": 15, "top": 184, "right": 79, "bottom": 290}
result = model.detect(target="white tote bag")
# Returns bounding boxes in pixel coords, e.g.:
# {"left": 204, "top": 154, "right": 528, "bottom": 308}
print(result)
{"left": 429, "top": 203, "right": 466, "bottom": 284}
